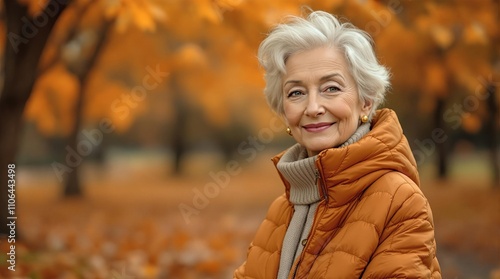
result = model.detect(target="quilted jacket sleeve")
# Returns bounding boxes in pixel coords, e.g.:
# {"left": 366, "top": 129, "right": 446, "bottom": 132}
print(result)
{"left": 362, "top": 179, "right": 441, "bottom": 279}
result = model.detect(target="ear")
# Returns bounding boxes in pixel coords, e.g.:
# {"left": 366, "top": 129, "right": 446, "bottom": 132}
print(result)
{"left": 361, "top": 98, "right": 373, "bottom": 116}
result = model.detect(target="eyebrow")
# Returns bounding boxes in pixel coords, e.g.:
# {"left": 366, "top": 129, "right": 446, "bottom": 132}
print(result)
{"left": 283, "top": 73, "right": 345, "bottom": 87}
{"left": 321, "top": 73, "right": 345, "bottom": 82}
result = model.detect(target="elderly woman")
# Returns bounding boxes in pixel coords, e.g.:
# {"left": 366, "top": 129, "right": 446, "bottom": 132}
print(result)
{"left": 234, "top": 11, "right": 441, "bottom": 279}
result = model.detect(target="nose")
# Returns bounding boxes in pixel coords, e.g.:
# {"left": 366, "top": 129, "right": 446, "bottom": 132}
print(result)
{"left": 304, "top": 92, "right": 325, "bottom": 117}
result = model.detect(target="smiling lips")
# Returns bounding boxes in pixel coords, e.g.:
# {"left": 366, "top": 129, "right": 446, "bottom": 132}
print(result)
{"left": 302, "top": 122, "right": 335, "bottom": 132}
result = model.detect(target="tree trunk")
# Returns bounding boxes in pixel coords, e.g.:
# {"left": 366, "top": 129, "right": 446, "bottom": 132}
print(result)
{"left": 486, "top": 9, "right": 500, "bottom": 187}
{"left": 0, "top": 103, "right": 25, "bottom": 238}
{"left": 0, "top": 0, "right": 66, "bottom": 237}
{"left": 485, "top": 83, "right": 499, "bottom": 187}
{"left": 63, "top": 80, "right": 85, "bottom": 196}
{"left": 171, "top": 77, "right": 188, "bottom": 176}
{"left": 63, "top": 19, "right": 114, "bottom": 197}
{"left": 435, "top": 97, "right": 448, "bottom": 179}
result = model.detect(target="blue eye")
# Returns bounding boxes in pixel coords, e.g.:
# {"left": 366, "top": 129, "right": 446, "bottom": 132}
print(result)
{"left": 287, "top": 91, "right": 303, "bottom": 98}
{"left": 325, "top": 86, "right": 340, "bottom": 93}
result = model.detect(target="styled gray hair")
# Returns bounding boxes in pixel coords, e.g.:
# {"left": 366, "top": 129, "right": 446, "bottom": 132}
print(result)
{"left": 258, "top": 11, "right": 390, "bottom": 119}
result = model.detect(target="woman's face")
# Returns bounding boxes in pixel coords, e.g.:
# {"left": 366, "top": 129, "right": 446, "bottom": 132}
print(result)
{"left": 282, "top": 46, "right": 372, "bottom": 156}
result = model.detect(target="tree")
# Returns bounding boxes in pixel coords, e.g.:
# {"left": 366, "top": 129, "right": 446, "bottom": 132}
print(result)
{"left": 0, "top": 0, "right": 68, "bottom": 236}
{"left": 63, "top": 17, "right": 115, "bottom": 196}
{"left": 348, "top": 0, "right": 499, "bottom": 184}
{"left": 24, "top": 0, "right": 165, "bottom": 195}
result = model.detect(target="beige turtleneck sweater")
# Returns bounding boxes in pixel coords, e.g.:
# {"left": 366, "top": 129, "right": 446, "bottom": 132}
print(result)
{"left": 275, "top": 123, "right": 371, "bottom": 279}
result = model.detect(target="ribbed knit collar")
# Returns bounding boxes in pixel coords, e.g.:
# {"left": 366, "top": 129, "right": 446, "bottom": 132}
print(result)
{"left": 276, "top": 122, "right": 371, "bottom": 205}
{"left": 276, "top": 144, "right": 319, "bottom": 205}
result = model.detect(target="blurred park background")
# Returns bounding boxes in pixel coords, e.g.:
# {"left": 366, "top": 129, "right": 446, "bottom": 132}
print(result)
{"left": 0, "top": 0, "right": 499, "bottom": 278}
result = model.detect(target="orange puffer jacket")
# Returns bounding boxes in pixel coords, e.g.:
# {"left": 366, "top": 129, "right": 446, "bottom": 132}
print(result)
{"left": 234, "top": 109, "right": 441, "bottom": 279}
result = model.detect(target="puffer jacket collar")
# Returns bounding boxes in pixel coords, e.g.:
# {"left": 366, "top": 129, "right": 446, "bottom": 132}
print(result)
{"left": 271, "top": 109, "right": 419, "bottom": 207}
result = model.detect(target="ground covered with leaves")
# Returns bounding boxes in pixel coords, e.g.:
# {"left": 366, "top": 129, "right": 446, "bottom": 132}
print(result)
{"left": 1, "top": 152, "right": 499, "bottom": 279}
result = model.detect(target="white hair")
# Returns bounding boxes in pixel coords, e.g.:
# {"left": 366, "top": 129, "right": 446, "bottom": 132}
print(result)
{"left": 258, "top": 10, "right": 390, "bottom": 119}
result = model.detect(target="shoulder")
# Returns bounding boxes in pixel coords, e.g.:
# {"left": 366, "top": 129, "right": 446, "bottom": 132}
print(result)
{"left": 366, "top": 171, "right": 433, "bottom": 227}
{"left": 367, "top": 171, "right": 426, "bottom": 203}
{"left": 359, "top": 173, "right": 440, "bottom": 278}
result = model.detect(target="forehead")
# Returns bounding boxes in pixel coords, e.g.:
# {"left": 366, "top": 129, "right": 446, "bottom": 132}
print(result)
{"left": 284, "top": 47, "right": 350, "bottom": 79}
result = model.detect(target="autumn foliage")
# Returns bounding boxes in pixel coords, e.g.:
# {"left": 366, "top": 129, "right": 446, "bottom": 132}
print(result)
{"left": 2, "top": 0, "right": 492, "bottom": 143}
{"left": 0, "top": 0, "right": 495, "bottom": 142}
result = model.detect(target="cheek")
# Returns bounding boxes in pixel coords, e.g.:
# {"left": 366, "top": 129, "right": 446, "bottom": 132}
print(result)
{"left": 283, "top": 103, "right": 301, "bottom": 125}
{"left": 334, "top": 96, "right": 361, "bottom": 119}
{"left": 329, "top": 102, "right": 354, "bottom": 120}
